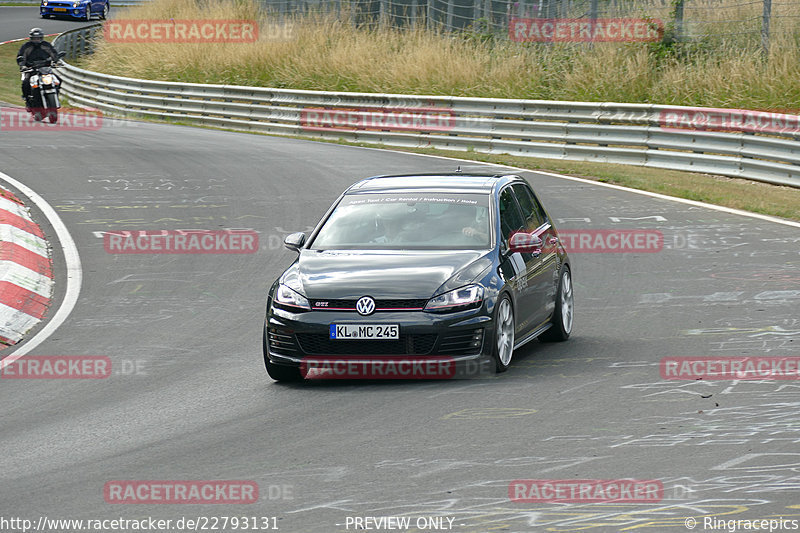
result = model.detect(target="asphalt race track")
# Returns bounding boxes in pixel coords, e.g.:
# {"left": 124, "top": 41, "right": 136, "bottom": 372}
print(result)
{"left": 1, "top": 19, "right": 800, "bottom": 530}
{"left": 0, "top": 7, "right": 98, "bottom": 43}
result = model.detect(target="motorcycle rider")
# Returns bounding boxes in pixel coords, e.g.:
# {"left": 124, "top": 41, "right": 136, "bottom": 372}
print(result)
{"left": 17, "top": 28, "right": 60, "bottom": 111}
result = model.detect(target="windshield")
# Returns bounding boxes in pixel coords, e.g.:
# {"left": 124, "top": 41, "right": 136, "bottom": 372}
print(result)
{"left": 310, "top": 192, "right": 491, "bottom": 250}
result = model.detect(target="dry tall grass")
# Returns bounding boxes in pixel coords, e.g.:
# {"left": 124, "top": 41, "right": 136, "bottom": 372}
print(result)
{"left": 83, "top": 0, "right": 800, "bottom": 110}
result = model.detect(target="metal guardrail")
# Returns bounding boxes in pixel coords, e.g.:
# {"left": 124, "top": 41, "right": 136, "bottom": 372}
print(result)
{"left": 52, "top": 24, "right": 800, "bottom": 188}
{"left": 53, "top": 23, "right": 101, "bottom": 61}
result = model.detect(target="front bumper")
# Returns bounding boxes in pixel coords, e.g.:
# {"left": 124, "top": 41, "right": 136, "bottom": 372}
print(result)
{"left": 41, "top": 5, "right": 88, "bottom": 18}
{"left": 265, "top": 305, "right": 496, "bottom": 378}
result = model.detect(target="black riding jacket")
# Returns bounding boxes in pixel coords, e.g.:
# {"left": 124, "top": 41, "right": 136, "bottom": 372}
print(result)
{"left": 17, "top": 41, "right": 59, "bottom": 67}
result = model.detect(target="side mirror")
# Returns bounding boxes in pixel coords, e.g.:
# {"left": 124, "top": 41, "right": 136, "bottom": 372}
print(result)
{"left": 508, "top": 232, "right": 543, "bottom": 254}
{"left": 283, "top": 232, "right": 306, "bottom": 252}
{"left": 57, "top": 51, "right": 67, "bottom": 58}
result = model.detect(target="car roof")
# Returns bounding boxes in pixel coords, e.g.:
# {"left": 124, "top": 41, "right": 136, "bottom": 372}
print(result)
{"left": 346, "top": 173, "right": 522, "bottom": 194}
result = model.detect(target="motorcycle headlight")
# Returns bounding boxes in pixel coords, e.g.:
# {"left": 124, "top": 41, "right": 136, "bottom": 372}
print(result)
{"left": 41, "top": 74, "right": 53, "bottom": 85}
{"left": 425, "top": 284, "right": 484, "bottom": 313}
{"left": 273, "top": 284, "right": 310, "bottom": 311}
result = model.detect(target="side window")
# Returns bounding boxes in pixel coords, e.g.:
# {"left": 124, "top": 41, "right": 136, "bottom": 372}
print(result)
{"left": 498, "top": 187, "right": 525, "bottom": 244}
{"left": 512, "top": 183, "right": 547, "bottom": 232}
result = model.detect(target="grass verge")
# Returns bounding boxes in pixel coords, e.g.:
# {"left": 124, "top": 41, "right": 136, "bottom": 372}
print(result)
{"left": 0, "top": 41, "right": 23, "bottom": 106}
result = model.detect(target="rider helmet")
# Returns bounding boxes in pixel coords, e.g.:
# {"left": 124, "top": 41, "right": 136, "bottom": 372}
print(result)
{"left": 29, "top": 28, "right": 45, "bottom": 44}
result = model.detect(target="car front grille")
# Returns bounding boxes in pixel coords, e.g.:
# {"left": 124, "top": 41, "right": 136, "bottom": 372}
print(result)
{"left": 296, "top": 333, "right": 437, "bottom": 356}
{"left": 310, "top": 299, "right": 428, "bottom": 311}
{"left": 438, "top": 328, "right": 484, "bottom": 355}
{"left": 267, "top": 328, "right": 298, "bottom": 355}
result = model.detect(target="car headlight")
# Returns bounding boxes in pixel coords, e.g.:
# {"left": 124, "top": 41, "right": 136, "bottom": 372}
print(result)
{"left": 42, "top": 1, "right": 48, "bottom": 5}
{"left": 73, "top": 2, "right": 79, "bottom": 7}
{"left": 273, "top": 284, "right": 310, "bottom": 311}
{"left": 425, "top": 284, "right": 484, "bottom": 313}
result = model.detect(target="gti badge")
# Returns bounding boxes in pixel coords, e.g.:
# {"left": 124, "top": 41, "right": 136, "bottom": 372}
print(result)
{"left": 356, "top": 296, "right": 376, "bottom": 316}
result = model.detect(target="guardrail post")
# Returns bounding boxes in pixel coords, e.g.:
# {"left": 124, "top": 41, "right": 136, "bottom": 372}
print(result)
{"left": 427, "top": 0, "right": 433, "bottom": 29}
{"left": 380, "top": 0, "right": 388, "bottom": 26}
{"left": 589, "top": 0, "right": 598, "bottom": 45}
{"left": 674, "top": 0, "right": 685, "bottom": 42}
{"left": 761, "top": 0, "right": 772, "bottom": 59}
{"left": 446, "top": 0, "right": 454, "bottom": 30}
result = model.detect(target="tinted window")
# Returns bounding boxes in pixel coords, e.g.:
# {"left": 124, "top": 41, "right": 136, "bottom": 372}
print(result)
{"left": 310, "top": 192, "right": 491, "bottom": 250}
{"left": 512, "top": 183, "right": 547, "bottom": 231}
{"left": 498, "top": 187, "right": 525, "bottom": 244}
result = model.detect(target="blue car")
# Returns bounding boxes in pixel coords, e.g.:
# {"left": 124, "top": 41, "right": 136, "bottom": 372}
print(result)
{"left": 41, "top": 0, "right": 109, "bottom": 21}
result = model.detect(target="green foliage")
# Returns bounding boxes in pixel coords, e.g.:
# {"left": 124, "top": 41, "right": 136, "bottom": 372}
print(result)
{"left": 459, "top": 17, "right": 500, "bottom": 44}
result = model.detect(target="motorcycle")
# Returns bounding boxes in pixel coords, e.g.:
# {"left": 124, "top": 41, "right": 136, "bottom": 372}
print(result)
{"left": 22, "top": 50, "right": 66, "bottom": 123}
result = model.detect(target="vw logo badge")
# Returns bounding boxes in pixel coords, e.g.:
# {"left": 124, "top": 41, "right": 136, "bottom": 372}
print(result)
{"left": 356, "top": 296, "right": 376, "bottom": 316}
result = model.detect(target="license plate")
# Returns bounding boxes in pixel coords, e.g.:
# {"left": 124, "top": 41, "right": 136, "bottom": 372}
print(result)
{"left": 330, "top": 324, "right": 399, "bottom": 340}
{"left": 54, "top": 7, "right": 67, "bottom": 11}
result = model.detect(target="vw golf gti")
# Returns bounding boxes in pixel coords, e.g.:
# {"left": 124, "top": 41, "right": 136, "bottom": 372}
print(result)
{"left": 263, "top": 173, "right": 573, "bottom": 381}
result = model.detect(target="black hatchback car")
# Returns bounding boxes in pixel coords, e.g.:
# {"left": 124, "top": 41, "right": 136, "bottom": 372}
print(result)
{"left": 263, "top": 173, "right": 573, "bottom": 381}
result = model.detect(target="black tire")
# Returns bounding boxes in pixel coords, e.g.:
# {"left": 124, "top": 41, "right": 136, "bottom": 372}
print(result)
{"left": 263, "top": 330, "right": 302, "bottom": 382}
{"left": 100, "top": 2, "right": 108, "bottom": 19}
{"left": 491, "top": 294, "right": 515, "bottom": 373}
{"left": 539, "top": 265, "right": 574, "bottom": 342}
{"left": 45, "top": 93, "right": 58, "bottom": 123}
